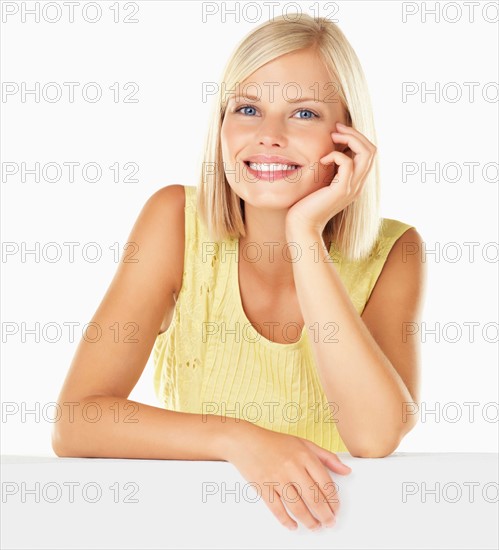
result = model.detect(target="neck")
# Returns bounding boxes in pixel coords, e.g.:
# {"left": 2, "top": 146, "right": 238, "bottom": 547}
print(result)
{"left": 238, "top": 203, "right": 330, "bottom": 290}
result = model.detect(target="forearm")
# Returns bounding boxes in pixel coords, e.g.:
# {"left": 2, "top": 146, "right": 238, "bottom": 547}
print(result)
{"left": 286, "top": 226, "right": 413, "bottom": 454}
{"left": 52, "top": 395, "right": 249, "bottom": 461}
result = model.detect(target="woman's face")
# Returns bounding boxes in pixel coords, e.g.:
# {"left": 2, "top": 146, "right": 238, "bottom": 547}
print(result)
{"left": 220, "top": 47, "right": 349, "bottom": 209}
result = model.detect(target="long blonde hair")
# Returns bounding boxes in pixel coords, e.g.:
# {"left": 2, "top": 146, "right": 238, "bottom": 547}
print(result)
{"left": 196, "top": 14, "right": 382, "bottom": 262}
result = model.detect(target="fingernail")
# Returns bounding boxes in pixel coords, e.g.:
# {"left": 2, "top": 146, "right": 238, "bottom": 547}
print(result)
{"left": 325, "top": 519, "right": 336, "bottom": 528}
{"left": 337, "top": 122, "right": 346, "bottom": 127}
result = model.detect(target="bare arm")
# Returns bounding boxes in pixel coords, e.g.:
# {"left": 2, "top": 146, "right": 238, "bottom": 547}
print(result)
{"left": 52, "top": 394, "right": 248, "bottom": 461}
{"left": 52, "top": 184, "right": 353, "bottom": 532}
{"left": 52, "top": 184, "right": 249, "bottom": 460}
{"left": 285, "top": 223, "right": 426, "bottom": 458}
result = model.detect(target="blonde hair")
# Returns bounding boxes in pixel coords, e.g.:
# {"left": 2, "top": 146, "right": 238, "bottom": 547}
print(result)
{"left": 196, "top": 14, "right": 382, "bottom": 262}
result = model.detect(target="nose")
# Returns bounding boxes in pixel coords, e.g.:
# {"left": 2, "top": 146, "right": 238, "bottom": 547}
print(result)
{"left": 255, "top": 115, "right": 288, "bottom": 148}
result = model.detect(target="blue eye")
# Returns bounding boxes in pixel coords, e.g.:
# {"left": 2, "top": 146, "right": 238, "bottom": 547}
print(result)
{"left": 234, "top": 105, "right": 319, "bottom": 119}
{"left": 295, "top": 109, "right": 317, "bottom": 119}
{"left": 236, "top": 105, "right": 258, "bottom": 116}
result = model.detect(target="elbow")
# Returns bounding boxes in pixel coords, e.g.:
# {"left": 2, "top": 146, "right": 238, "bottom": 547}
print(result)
{"left": 51, "top": 424, "right": 70, "bottom": 457}
{"left": 349, "top": 419, "right": 417, "bottom": 458}
{"left": 51, "top": 430, "right": 67, "bottom": 457}
{"left": 349, "top": 413, "right": 418, "bottom": 458}
{"left": 51, "top": 418, "right": 80, "bottom": 457}
{"left": 51, "top": 394, "right": 99, "bottom": 457}
{"left": 350, "top": 445, "right": 397, "bottom": 459}
{"left": 349, "top": 433, "right": 403, "bottom": 459}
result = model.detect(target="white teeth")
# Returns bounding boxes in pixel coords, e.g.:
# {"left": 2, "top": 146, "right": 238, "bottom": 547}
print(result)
{"left": 248, "top": 162, "right": 298, "bottom": 171}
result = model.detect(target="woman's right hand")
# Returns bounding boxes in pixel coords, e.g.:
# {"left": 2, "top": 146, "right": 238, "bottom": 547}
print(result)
{"left": 225, "top": 420, "right": 352, "bottom": 531}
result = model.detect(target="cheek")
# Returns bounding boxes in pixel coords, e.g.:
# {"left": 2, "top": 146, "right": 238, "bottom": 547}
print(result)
{"left": 302, "top": 162, "right": 335, "bottom": 187}
{"left": 301, "top": 135, "right": 338, "bottom": 184}
{"left": 220, "top": 121, "right": 233, "bottom": 161}
{"left": 299, "top": 128, "right": 336, "bottom": 157}
{"left": 221, "top": 119, "right": 239, "bottom": 156}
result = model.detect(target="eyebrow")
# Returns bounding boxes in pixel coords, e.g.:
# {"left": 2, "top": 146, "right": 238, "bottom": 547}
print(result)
{"left": 229, "top": 93, "right": 326, "bottom": 104}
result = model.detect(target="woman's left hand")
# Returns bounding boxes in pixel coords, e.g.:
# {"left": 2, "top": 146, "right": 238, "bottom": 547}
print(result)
{"left": 285, "top": 122, "right": 377, "bottom": 233}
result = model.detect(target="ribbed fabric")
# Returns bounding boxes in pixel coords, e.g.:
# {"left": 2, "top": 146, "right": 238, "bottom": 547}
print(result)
{"left": 153, "top": 185, "right": 415, "bottom": 453}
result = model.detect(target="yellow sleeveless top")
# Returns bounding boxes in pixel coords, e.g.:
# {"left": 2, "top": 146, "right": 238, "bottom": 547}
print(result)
{"left": 152, "top": 185, "right": 414, "bottom": 453}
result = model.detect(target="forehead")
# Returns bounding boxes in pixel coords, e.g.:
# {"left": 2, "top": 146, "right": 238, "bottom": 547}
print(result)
{"left": 232, "top": 48, "right": 339, "bottom": 104}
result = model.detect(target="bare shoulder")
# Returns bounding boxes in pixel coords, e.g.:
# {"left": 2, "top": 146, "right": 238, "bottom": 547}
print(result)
{"left": 149, "top": 183, "right": 186, "bottom": 206}
{"left": 361, "top": 226, "right": 426, "bottom": 405}
{"left": 143, "top": 184, "right": 186, "bottom": 297}
{"left": 371, "top": 226, "right": 426, "bottom": 304}
{"left": 385, "top": 227, "right": 425, "bottom": 281}
{"left": 54, "top": 184, "right": 189, "bottom": 408}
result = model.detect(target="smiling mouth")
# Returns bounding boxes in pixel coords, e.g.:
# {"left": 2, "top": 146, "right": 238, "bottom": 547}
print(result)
{"left": 241, "top": 160, "right": 302, "bottom": 182}
{"left": 243, "top": 161, "right": 301, "bottom": 171}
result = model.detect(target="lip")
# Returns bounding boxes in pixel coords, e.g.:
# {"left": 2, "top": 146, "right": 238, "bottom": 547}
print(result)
{"left": 242, "top": 154, "right": 302, "bottom": 167}
{"left": 242, "top": 160, "right": 301, "bottom": 183}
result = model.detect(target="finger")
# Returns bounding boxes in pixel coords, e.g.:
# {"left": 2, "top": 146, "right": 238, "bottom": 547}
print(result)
{"left": 330, "top": 132, "right": 374, "bottom": 184}
{"left": 319, "top": 148, "right": 350, "bottom": 165}
{"left": 327, "top": 139, "right": 371, "bottom": 190}
{"left": 278, "top": 481, "right": 322, "bottom": 531}
{"left": 297, "top": 467, "right": 338, "bottom": 528}
{"left": 290, "top": 473, "right": 336, "bottom": 529}
{"left": 319, "top": 453, "right": 352, "bottom": 475}
{"left": 321, "top": 150, "right": 354, "bottom": 192}
{"left": 335, "top": 123, "right": 377, "bottom": 152}
{"left": 331, "top": 131, "right": 370, "bottom": 157}
{"left": 261, "top": 487, "right": 298, "bottom": 531}
{"left": 303, "top": 439, "right": 352, "bottom": 474}
{"left": 318, "top": 151, "right": 353, "bottom": 178}
{"left": 320, "top": 132, "right": 355, "bottom": 163}
{"left": 305, "top": 458, "right": 341, "bottom": 518}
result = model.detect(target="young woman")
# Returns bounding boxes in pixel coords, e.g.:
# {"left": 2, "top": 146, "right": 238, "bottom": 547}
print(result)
{"left": 53, "top": 15, "right": 426, "bottom": 532}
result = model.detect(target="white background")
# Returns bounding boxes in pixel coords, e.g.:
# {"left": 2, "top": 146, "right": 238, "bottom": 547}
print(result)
{"left": 2, "top": 454, "right": 498, "bottom": 549}
{"left": 1, "top": 0, "right": 498, "bottom": 456}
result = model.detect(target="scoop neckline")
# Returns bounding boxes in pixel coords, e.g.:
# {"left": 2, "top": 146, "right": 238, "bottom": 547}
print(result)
{"left": 231, "top": 237, "right": 310, "bottom": 350}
